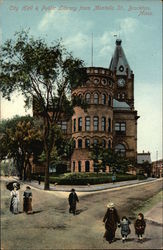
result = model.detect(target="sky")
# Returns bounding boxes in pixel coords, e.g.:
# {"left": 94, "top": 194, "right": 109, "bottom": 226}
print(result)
{"left": 0, "top": 0, "right": 162, "bottom": 161}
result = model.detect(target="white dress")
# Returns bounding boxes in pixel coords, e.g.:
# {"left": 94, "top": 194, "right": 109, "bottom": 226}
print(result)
{"left": 10, "top": 190, "right": 19, "bottom": 214}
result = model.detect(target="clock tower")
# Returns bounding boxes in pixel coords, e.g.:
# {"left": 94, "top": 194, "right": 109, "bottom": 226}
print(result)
{"left": 109, "top": 39, "right": 139, "bottom": 161}
{"left": 109, "top": 39, "right": 134, "bottom": 108}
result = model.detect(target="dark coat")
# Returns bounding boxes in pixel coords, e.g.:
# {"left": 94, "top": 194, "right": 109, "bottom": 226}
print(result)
{"left": 23, "top": 190, "right": 32, "bottom": 213}
{"left": 134, "top": 219, "right": 146, "bottom": 235}
{"left": 68, "top": 192, "right": 79, "bottom": 205}
{"left": 103, "top": 208, "right": 120, "bottom": 241}
{"left": 120, "top": 219, "right": 131, "bottom": 236}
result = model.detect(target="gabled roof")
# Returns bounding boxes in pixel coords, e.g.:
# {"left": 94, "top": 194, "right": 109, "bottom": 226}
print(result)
{"left": 113, "top": 99, "right": 131, "bottom": 110}
{"left": 109, "top": 39, "right": 132, "bottom": 78}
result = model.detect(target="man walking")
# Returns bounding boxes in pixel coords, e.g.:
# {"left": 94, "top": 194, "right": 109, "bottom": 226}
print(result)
{"left": 68, "top": 189, "right": 79, "bottom": 215}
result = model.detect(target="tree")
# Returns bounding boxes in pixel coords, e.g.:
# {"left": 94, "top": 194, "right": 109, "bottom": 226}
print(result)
{"left": 0, "top": 115, "right": 43, "bottom": 180}
{"left": 0, "top": 31, "right": 87, "bottom": 189}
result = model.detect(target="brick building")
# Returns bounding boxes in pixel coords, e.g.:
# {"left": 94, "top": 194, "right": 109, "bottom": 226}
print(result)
{"left": 61, "top": 39, "right": 139, "bottom": 173}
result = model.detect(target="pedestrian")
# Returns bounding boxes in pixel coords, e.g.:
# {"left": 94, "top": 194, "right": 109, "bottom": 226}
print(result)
{"left": 134, "top": 213, "right": 146, "bottom": 242}
{"left": 112, "top": 173, "right": 116, "bottom": 184}
{"left": 103, "top": 202, "right": 120, "bottom": 244}
{"left": 10, "top": 183, "right": 19, "bottom": 214}
{"left": 38, "top": 175, "right": 41, "bottom": 185}
{"left": 23, "top": 186, "right": 33, "bottom": 214}
{"left": 68, "top": 189, "right": 79, "bottom": 215}
{"left": 120, "top": 216, "right": 131, "bottom": 242}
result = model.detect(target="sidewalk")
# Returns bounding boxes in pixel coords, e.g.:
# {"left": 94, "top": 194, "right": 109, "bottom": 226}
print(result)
{"left": 21, "top": 177, "right": 161, "bottom": 192}
{"left": 145, "top": 201, "right": 163, "bottom": 226}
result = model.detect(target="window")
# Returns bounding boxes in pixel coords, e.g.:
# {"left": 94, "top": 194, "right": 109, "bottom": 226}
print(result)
{"left": 78, "top": 117, "right": 82, "bottom": 131}
{"left": 73, "top": 161, "right": 75, "bottom": 172}
{"left": 102, "top": 94, "right": 106, "bottom": 104}
{"left": 73, "top": 119, "right": 76, "bottom": 132}
{"left": 94, "top": 93, "right": 99, "bottom": 104}
{"left": 58, "top": 121, "right": 67, "bottom": 134}
{"left": 122, "top": 93, "right": 125, "bottom": 99}
{"left": 85, "top": 93, "right": 91, "bottom": 104}
{"left": 108, "top": 118, "right": 111, "bottom": 133}
{"left": 85, "top": 161, "right": 90, "bottom": 172}
{"left": 108, "top": 140, "right": 111, "bottom": 149}
{"left": 102, "top": 117, "right": 106, "bottom": 131}
{"left": 85, "top": 117, "right": 90, "bottom": 131}
{"left": 115, "top": 144, "right": 126, "bottom": 157}
{"left": 118, "top": 93, "right": 121, "bottom": 99}
{"left": 78, "top": 139, "right": 82, "bottom": 148}
{"left": 108, "top": 95, "right": 112, "bottom": 106}
{"left": 78, "top": 161, "right": 81, "bottom": 172}
{"left": 115, "top": 122, "right": 126, "bottom": 135}
{"left": 102, "top": 139, "right": 106, "bottom": 148}
{"left": 73, "top": 140, "right": 76, "bottom": 149}
{"left": 93, "top": 116, "right": 99, "bottom": 131}
{"left": 85, "top": 139, "right": 90, "bottom": 148}
{"left": 94, "top": 139, "right": 99, "bottom": 146}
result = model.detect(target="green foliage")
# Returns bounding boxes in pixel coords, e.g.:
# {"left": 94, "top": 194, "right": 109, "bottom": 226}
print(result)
{"left": 32, "top": 172, "right": 137, "bottom": 185}
{"left": 0, "top": 30, "right": 88, "bottom": 189}
{"left": 0, "top": 115, "right": 43, "bottom": 178}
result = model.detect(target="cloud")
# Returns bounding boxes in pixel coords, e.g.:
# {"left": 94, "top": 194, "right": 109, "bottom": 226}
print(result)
{"left": 118, "top": 17, "right": 138, "bottom": 34}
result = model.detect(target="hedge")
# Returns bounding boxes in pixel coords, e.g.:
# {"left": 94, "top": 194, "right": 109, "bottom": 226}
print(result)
{"left": 32, "top": 173, "right": 137, "bottom": 185}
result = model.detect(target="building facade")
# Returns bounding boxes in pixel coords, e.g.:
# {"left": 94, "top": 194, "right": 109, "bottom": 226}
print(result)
{"left": 33, "top": 39, "right": 139, "bottom": 173}
{"left": 67, "top": 39, "right": 139, "bottom": 172}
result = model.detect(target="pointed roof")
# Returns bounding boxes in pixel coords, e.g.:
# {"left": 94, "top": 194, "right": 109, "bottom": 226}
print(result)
{"left": 109, "top": 39, "right": 132, "bottom": 78}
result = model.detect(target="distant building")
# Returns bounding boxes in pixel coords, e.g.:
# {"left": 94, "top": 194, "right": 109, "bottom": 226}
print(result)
{"left": 137, "top": 151, "right": 152, "bottom": 176}
{"left": 151, "top": 159, "right": 163, "bottom": 178}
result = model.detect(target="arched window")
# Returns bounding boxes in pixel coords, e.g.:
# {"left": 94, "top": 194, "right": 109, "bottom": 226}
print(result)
{"left": 93, "top": 139, "right": 99, "bottom": 146}
{"left": 115, "top": 144, "right": 126, "bottom": 157}
{"left": 108, "top": 140, "right": 111, "bottom": 149}
{"left": 118, "top": 93, "right": 121, "bottom": 99}
{"left": 102, "top": 139, "right": 106, "bottom": 148}
{"left": 122, "top": 93, "right": 125, "bottom": 99}
{"left": 73, "top": 140, "right": 76, "bottom": 149}
{"left": 78, "top": 139, "right": 82, "bottom": 148}
{"left": 78, "top": 161, "right": 81, "bottom": 172}
{"left": 85, "top": 117, "right": 90, "bottom": 131}
{"left": 108, "top": 95, "right": 112, "bottom": 106}
{"left": 94, "top": 93, "right": 99, "bottom": 104}
{"left": 85, "top": 161, "right": 90, "bottom": 172}
{"left": 78, "top": 117, "right": 82, "bottom": 131}
{"left": 73, "top": 119, "right": 76, "bottom": 132}
{"left": 101, "top": 117, "right": 106, "bottom": 131}
{"left": 108, "top": 118, "right": 111, "bottom": 132}
{"left": 72, "top": 161, "right": 75, "bottom": 172}
{"left": 85, "top": 93, "right": 91, "bottom": 104}
{"left": 85, "top": 139, "right": 90, "bottom": 148}
{"left": 93, "top": 116, "right": 99, "bottom": 131}
{"left": 102, "top": 94, "right": 106, "bottom": 104}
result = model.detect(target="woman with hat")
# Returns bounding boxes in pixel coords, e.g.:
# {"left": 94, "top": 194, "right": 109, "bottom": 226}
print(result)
{"left": 10, "top": 183, "right": 20, "bottom": 214}
{"left": 23, "top": 186, "right": 33, "bottom": 214}
{"left": 103, "top": 202, "right": 120, "bottom": 243}
{"left": 68, "top": 189, "right": 79, "bottom": 215}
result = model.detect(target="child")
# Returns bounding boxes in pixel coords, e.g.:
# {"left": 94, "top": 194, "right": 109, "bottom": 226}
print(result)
{"left": 134, "top": 213, "right": 146, "bottom": 242}
{"left": 120, "top": 216, "right": 131, "bottom": 242}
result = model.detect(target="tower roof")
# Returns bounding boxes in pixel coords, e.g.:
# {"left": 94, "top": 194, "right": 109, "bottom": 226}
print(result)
{"left": 109, "top": 39, "right": 132, "bottom": 78}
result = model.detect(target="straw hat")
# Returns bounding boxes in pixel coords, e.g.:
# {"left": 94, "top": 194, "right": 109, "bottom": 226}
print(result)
{"left": 107, "top": 202, "right": 114, "bottom": 208}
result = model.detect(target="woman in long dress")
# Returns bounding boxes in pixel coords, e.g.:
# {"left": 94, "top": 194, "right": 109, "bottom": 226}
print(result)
{"left": 23, "top": 186, "right": 33, "bottom": 214}
{"left": 10, "top": 184, "right": 19, "bottom": 214}
{"left": 103, "top": 202, "right": 120, "bottom": 243}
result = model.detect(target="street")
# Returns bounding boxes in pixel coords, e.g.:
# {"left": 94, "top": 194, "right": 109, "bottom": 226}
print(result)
{"left": 1, "top": 177, "right": 162, "bottom": 249}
